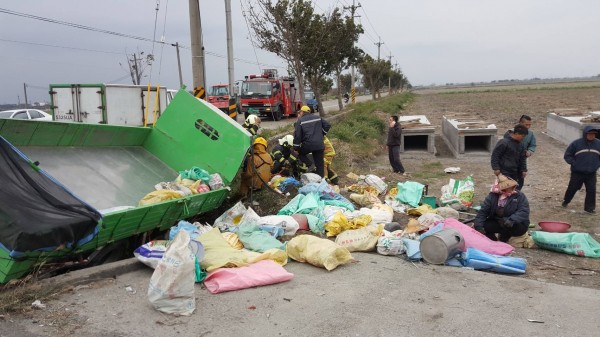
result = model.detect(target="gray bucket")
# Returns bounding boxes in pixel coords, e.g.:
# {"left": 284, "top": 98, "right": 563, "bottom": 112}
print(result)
{"left": 420, "top": 229, "right": 465, "bottom": 265}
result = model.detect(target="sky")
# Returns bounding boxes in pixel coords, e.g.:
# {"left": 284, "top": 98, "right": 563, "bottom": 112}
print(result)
{"left": 0, "top": 0, "right": 599, "bottom": 104}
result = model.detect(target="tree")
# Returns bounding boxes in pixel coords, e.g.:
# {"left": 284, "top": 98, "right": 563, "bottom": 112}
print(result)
{"left": 120, "top": 51, "right": 154, "bottom": 85}
{"left": 339, "top": 73, "right": 352, "bottom": 93}
{"left": 244, "top": 0, "right": 362, "bottom": 116}
{"left": 358, "top": 55, "right": 391, "bottom": 100}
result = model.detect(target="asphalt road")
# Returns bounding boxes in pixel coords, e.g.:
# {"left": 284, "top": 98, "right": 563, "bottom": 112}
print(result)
{"left": 240, "top": 93, "right": 385, "bottom": 130}
{"left": 5, "top": 253, "right": 599, "bottom": 337}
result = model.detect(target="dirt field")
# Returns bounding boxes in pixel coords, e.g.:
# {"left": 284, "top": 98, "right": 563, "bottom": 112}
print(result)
{"left": 253, "top": 82, "right": 600, "bottom": 290}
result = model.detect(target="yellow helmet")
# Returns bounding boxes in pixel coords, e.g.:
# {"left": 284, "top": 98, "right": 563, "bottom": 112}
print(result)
{"left": 300, "top": 105, "right": 311, "bottom": 113}
{"left": 253, "top": 137, "right": 268, "bottom": 148}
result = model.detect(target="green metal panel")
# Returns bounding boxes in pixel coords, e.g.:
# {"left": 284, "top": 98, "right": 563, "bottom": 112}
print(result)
{"left": 144, "top": 89, "right": 251, "bottom": 184}
{"left": 0, "top": 119, "right": 150, "bottom": 147}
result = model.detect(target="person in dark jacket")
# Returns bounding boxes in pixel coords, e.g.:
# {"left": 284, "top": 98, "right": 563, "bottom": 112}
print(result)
{"left": 474, "top": 175, "right": 530, "bottom": 242}
{"left": 503, "top": 115, "right": 537, "bottom": 188}
{"left": 293, "top": 105, "right": 331, "bottom": 178}
{"left": 270, "top": 135, "right": 308, "bottom": 178}
{"left": 562, "top": 125, "right": 600, "bottom": 214}
{"left": 491, "top": 124, "right": 528, "bottom": 188}
{"left": 386, "top": 115, "right": 405, "bottom": 175}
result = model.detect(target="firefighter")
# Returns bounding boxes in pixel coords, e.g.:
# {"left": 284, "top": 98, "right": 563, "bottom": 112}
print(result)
{"left": 243, "top": 114, "right": 261, "bottom": 136}
{"left": 293, "top": 105, "right": 331, "bottom": 178}
{"left": 240, "top": 137, "right": 273, "bottom": 197}
{"left": 323, "top": 136, "right": 339, "bottom": 185}
{"left": 271, "top": 135, "right": 308, "bottom": 178}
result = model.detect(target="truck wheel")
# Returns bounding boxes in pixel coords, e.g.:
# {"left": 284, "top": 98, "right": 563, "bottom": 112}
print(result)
{"left": 273, "top": 106, "right": 283, "bottom": 121}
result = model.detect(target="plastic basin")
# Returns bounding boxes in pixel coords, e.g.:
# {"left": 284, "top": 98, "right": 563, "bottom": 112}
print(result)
{"left": 538, "top": 221, "right": 571, "bottom": 233}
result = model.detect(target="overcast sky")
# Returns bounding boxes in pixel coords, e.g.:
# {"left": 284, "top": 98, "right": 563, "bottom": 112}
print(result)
{"left": 0, "top": 0, "right": 599, "bottom": 104}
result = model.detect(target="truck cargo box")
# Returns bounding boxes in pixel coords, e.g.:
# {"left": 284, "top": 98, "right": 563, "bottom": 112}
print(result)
{"left": 0, "top": 89, "right": 251, "bottom": 283}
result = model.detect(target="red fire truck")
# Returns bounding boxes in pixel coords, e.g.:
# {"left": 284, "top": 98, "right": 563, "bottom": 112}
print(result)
{"left": 207, "top": 84, "right": 237, "bottom": 119}
{"left": 240, "top": 69, "right": 302, "bottom": 121}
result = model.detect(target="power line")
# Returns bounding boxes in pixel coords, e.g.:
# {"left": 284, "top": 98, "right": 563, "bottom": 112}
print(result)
{"left": 0, "top": 37, "right": 124, "bottom": 55}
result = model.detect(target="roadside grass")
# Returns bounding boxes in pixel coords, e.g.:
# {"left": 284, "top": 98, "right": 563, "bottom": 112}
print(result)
{"left": 437, "top": 83, "right": 600, "bottom": 95}
{"left": 0, "top": 280, "right": 64, "bottom": 314}
{"left": 409, "top": 161, "right": 447, "bottom": 180}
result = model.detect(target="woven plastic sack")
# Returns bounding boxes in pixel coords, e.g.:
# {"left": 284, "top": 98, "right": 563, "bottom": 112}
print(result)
{"left": 286, "top": 235, "right": 353, "bottom": 271}
{"left": 531, "top": 231, "right": 600, "bottom": 258}
{"left": 396, "top": 181, "right": 425, "bottom": 207}
{"left": 335, "top": 224, "right": 384, "bottom": 252}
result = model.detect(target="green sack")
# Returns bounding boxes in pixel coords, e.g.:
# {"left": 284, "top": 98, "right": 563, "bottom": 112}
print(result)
{"left": 531, "top": 231, "right": 600, "bottom": 258}
{"left": 179, "top": 166, "right": 211, "bottom": 182}
{"left": 195, "top": 256, "right": 207, "bottom": 283}
{"left": 395, "top": 181, "right": 425, "bottom": 207}
{"left": 237, "top": 222, "right": 286, "bottom": 253}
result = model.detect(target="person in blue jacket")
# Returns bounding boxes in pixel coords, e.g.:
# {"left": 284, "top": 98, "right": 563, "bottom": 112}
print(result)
{"left": 562, "top": 125, "right": 600, "bottom": 214}
{"left": 473, "top": 175, "right": 530, "bottom": 242}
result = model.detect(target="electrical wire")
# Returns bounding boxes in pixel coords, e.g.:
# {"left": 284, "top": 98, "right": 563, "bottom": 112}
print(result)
{"left": 239, "top": 0, "right": 264, "bottom": 73}
{"left": 0, "top": 37, "right": 123, "bottom": 55}
{"left": 157, "top": 0, "right": 170, "bottom": 79}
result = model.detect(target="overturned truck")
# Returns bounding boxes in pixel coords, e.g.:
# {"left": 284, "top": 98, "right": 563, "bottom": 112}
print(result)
{"left": 0, "top": 89, "right": 251, "bottom": 283}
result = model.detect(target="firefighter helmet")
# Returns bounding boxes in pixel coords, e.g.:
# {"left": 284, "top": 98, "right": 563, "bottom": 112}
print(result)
{"left": 245, "top": 114, "right": 261, "bottom": 125}
{"left": 300, "top": 105, "right": 311, "bottom": 113}
{"left": 254, "top": 137, "right": 268, "bottom": 148}
{"left": 278, "top": 135, "right": 294, "bottom": 146}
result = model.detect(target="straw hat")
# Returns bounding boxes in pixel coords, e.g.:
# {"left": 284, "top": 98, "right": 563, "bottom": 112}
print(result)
{"left": 497, "top": 174, "right": 518, "bottom": 190}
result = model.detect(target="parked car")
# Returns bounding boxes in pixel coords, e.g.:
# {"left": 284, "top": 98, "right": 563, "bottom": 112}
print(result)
{"left": 0, "top": 109, "right": 52, "bottom": 121}
{"left": 304, "top": 90, "right": 318, "bottom": 113}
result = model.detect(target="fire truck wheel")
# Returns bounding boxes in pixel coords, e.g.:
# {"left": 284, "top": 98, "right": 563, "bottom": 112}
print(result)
{"left": 273, "top": 106, "right": 283, "bottom": 121}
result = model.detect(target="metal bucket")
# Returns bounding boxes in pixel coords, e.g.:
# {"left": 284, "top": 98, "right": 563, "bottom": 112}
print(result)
{"left": 420, "top": 229, "right": 465, "bottom": 264}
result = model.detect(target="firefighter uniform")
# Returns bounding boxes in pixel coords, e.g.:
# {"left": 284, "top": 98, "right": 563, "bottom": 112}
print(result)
{"left": 240, "top": 137, "right": 273, "bottom": 196}
{"left": 270, "top": 135, "right": 308, "bottom": 178}
{"left": 243, "top": 115, "right": 261, "bottom": 136}
{"left": 323, "top": 136, "right": 339, "bottom": 185}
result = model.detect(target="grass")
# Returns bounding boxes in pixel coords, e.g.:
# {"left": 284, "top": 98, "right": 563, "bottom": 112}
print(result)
{"left": 409, "top": 161, "right": 448, "bottom": 180}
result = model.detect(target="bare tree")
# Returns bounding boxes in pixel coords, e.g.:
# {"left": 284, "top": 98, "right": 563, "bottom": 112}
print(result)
{"left": 120, "top": 51, "right": 154, "bottom": 85}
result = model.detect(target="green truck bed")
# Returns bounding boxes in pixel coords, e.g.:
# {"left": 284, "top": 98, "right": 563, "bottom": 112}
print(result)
{"left": 0, "top": 89, "right": 251, "bottom": 283}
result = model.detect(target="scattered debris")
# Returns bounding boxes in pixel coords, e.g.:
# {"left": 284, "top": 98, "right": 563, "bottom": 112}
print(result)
{"left": 569, "top": 270, "right": 596, "bottom": 276}
{"left": 247, "top": 305, "right": 256, "bottom": 310}
{"left": 31, "top": 300, "right": 46, "bottom": 310}
{"left": 444, "top": 167, "right": 461, "bottom": 174}
{"left": 527, "top": 319, "right": 544, "bottom": 323}
{"left": 125, "top": 286, "right": 137, "bottom": 294}
{"left": 283, "top": 298, "right": 292, "bottom": 302}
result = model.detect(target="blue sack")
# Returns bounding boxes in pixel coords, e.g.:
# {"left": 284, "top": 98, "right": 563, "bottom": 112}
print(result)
{"left": 462, "top": 247, "right": 527, "bottom": 274}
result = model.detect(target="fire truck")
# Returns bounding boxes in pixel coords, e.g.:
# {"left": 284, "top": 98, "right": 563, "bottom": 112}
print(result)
{"left": 207, "top": 84, "right": 237, "bottom": 119}
{"left": 240, "top": 69, "right": 302, "bottom": 121}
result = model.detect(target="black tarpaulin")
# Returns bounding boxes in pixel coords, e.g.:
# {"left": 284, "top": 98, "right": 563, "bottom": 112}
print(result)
{"left": 0, "top": 136, "right": 102, "bottom": 253}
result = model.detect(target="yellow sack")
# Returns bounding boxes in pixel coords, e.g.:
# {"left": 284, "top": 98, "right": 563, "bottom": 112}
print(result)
{"left": 243, "top": 248, "right": 289, "bottom": 266}
{"left": 138, "top": 190, "right": 182, "bottom": 206}
{"left": 407, "top": 204, "right": 436, "bottom": 216}
{"left": 221, "top": 232, "right": 244, "bottom": 250}
{"left": 324, "top": 212, "right": 372, "bottom": 237}
{"left": 508, "top": 232, "right": 536, "bottom": 249}
{"left": 335, "top": 224, "right": 384, "bottom": 252}
{"left": 349, "top": 191, "right": 381, "bottom": 207}
{"left": 286, "top": 235, "right": 353, "bottom": 271}
{"left": 196, "top": 227, "right": 248, "bottom": 272}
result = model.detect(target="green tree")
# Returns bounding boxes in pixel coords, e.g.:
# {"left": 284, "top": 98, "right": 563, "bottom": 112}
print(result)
{"left": 245, "top": 0, "right": 362, "bottom": 116}
{"left": 359, "top": 55, "right": 391, "bottom": 100}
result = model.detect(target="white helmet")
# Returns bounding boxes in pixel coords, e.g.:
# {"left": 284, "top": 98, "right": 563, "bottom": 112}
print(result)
{"left": 245, "top": 114, "right": 260, "bottom": 125}
{"left": 278, "top": 135, "right": 294, "bottom": 146}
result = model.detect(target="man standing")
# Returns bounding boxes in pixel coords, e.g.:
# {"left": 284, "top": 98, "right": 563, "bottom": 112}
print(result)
{"left": 504, "top": 115, "right": 537, "bottom": 188}
{"left": 387, "top": 116, "right": 406, "bottom": 175}
{"left": 491, "top": 124, "right": 528, "bottom": 187}
{"left": 562, "top": 126, "right": 600, "bottom": 214}
{"left": 293, "top": 105, "right": 331, "bottom": 178}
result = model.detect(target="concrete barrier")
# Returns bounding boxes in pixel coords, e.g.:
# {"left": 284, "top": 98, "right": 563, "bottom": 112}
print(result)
{"left": 442, "top": 114, "right": 497, "bottom": 158}
{"left": 547, "top": 112, "right": 600, "bottom": 145}
{"left": 399, "top": 115, "right": 436, "bottom": 155}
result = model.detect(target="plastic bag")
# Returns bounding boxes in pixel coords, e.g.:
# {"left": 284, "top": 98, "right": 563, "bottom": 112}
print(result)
{"left": 440, "top": 176, "right": 475, "bottom": 207}
{"left": 363, "top": 174, "right": 388, "bottom": 195}
{"left": 377, "top": 236, "right": 405, "bottom": 256}
{"left": 396, "top": 181, "right": 425, "bottom": 207}
{"left": 300, "top": 173, "right": 322, "bottom": 184}
{"left": 237, "top": 221, "right": 286, "bottom": 253}
{"left": 134, "top": 240, "right": 169, "bottom": 269}
{"left": 286, "top": 235, "right": 353, "bottom": 271}
{"left": 531, "top": 231, "right": 600, "bottom": 258}
{"left": 208, "top": 173, "right": 224, "bottom": 190}
{"left": 213, "top": 201, "right": 247, "bottom": 231}
{"left": 324, "top": 211, "right": 372, "bottom": 237}
{"left": 335, "top": 224, "right": 384, "bottom": 252}
{"left": 178, "top": 166, "right": 211, "bottom": 182}
{"left": 258, "top": 215, "right": 300, "bottom": 236}
{"left": 147, "top": 231, "right": 196, "bottom": 316}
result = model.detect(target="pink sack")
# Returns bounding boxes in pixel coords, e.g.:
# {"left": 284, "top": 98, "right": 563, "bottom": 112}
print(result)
{"left": 204, "top": 260, "right": 294, "bottom": 294}
{"left": 442, "top": 218, "right": 514, "bottom": 256}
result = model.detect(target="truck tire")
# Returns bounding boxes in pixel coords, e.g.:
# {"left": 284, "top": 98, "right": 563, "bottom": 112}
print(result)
{"left": 273, "top": 106, "right": 283, "bottom": 121}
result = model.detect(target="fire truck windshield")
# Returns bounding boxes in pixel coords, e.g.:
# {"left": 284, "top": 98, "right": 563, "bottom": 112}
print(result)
{"left": 241, "top": 81, "right": 272, "bottom": 98}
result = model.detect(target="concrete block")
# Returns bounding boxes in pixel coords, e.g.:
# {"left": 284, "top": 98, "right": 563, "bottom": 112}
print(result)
{"left": 442, "top": 115, "right": 497, "bottom": 158}
{"left": 399, "top": 115, "right": 436, "bottom": 154}
{"left": 546, "top": 112, "right": 600, "bottom": 146}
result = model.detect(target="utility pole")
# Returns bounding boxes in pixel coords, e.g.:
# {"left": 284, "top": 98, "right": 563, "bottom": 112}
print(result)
{"left": 23, "top": 83, "right": 29, "bottom": 108}
{"left": 344, "top": 0, "right": 361, "bottom": 104}
{"left": 225, "top": 0, "right": 235, "bottom": 97}
{"left": 375, "top": 37, "right": 384, "bottom": 61}
{"left": 172, "top": 42, "right": 184, "bottom": 88}
{"left": 388, "top": 53, "right": 392, "bottom": 95}
{"left": 189, "top": 0, "right": 206, "bottom": 98}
